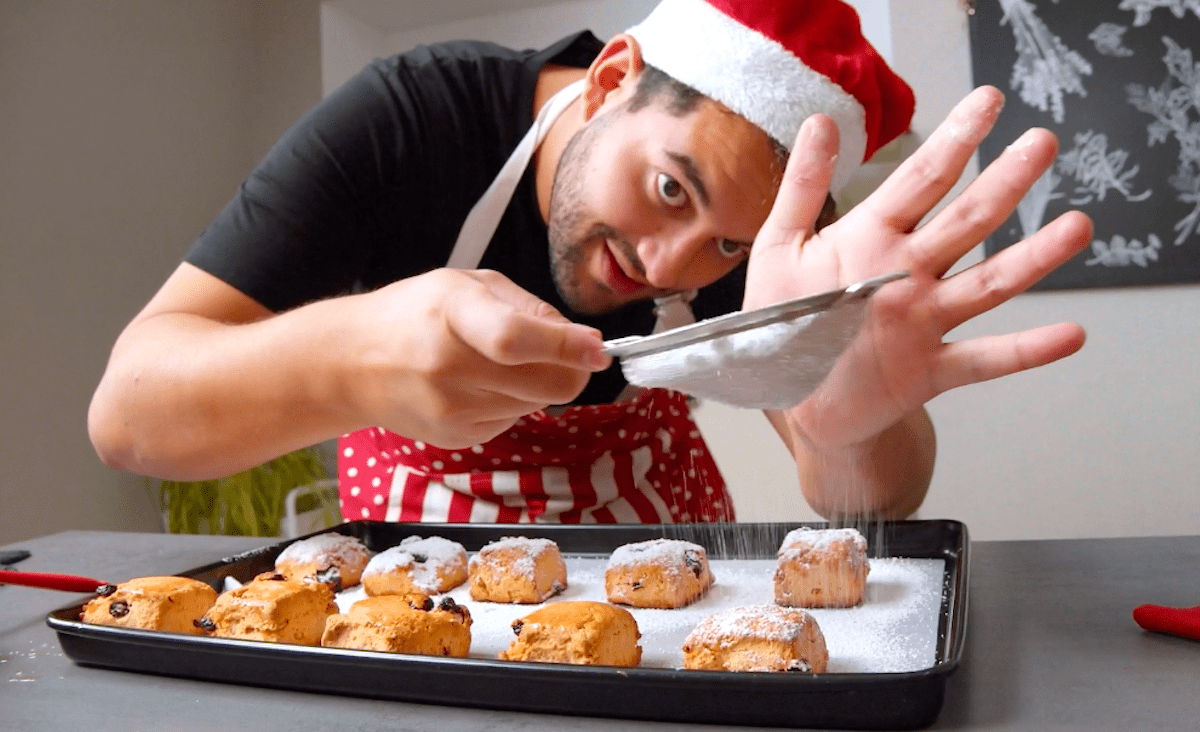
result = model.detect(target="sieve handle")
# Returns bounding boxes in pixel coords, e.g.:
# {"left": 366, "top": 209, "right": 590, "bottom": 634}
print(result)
{"left": 603, "top": 271, "right": 908, "bottom": 359}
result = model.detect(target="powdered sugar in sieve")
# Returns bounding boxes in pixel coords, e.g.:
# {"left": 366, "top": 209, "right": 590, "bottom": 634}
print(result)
{"left": 606, "top": 272, "right": 906, "bottom": 410}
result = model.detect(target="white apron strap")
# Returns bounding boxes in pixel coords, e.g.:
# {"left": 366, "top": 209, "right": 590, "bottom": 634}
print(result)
{"left": 447, "top": 79, "right": 586, "bottom": 270}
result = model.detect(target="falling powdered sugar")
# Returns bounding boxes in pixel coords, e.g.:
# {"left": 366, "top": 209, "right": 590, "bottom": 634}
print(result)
{"left": 275, "top": 533, "right": 369, "bottom": 569}
{"left": 468, "top": 537, "right": 558, "bottom": 581}
{"left": 687, "top": 605, "right": 818, "bottom": 646}
{"left": 777, "top": 526, "right": 870, "bottom": 571}
{"left": 362, "top": 536, "right": 467, "bottom": 594}
{"left": 779, "top": 527, "right": 866, "bottom": 554}
{"left": 607, "top": 538, "right": 706, "bottom": 580}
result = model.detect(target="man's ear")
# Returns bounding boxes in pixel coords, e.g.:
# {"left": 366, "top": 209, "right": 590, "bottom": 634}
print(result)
{"left": 583, "top": 34, "right": 644, "bottom": 120}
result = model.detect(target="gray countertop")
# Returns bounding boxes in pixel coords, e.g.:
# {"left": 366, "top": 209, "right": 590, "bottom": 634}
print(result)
{"left": 1, "top": 529, "right": 1197, "bottom": 731}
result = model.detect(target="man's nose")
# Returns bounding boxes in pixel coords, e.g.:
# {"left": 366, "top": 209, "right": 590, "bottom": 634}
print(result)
{"left": 637, "top": 230, "right": 705, "bottom": 290}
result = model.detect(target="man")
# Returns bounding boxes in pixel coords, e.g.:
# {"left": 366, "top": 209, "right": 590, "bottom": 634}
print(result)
{"left": 88, "top": 0, "right": 1091, "bottom": 524}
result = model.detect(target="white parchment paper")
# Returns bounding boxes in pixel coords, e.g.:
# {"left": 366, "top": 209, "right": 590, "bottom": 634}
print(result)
{"left": 337, "top": 555, "right": 945, "bottom": 673}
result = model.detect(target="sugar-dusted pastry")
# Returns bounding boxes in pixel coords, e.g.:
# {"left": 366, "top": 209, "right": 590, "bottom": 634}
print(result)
{"left": 499, "top": 601, "right": 641, "bottom": 667}
{"left": 362, "top": 536, "right": 468, "bottom": 596}
{"left": 773, "top": 527, "right": 869, "bottom": 608}
{"left": 468, "top": 536, "right": 567, "bottom": 604}
{"left": 274, "top": 532, "right": 372, "bottom": 590}
{"left": 605, "top": 538, "right": 714, "bottom": 609}
{"left": 80, "top": 576, "right": 217, "bottom": 635}
{"left": 198, "top": 574, "right": 338, "bottom": 645}
{"left": 321, "top": 593, "right": 472, "bottom": 657}
{"left": 682, "top": 605, "right": 828, "bottom": 673}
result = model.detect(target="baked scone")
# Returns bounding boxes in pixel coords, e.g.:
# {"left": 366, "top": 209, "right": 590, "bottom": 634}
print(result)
{"left": 605, "top": 538, "right": 714, "bottom": 609}
{"left": 362, "top": 536, "right": 468, "bottom": 596}
{"left": 322, "top": 593, "right": 472, "bottom": 657}
{"left": 682, "top": 605, "right": 828, "bottom": 673}
{"left": 274, "top": 532, "right": 372, "bottom": 590}
{"left": 499, "top": 601, "right": 642, "bottom": 667}
{"left": 80, "top": 576, "right": 217, "bottom": 635}
{"left": 773, "top": 527, "right": 869, "bottom": 608}
{"left": 198, "top": 574, "right": 338, "bottom": 645}
{"left": 468, "top": 537, "right": 567, "bottom": 603}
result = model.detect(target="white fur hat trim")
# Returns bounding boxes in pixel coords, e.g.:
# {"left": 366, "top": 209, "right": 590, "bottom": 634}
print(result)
{"left": 627, "top": 0, "right": 868, "bottom": 193}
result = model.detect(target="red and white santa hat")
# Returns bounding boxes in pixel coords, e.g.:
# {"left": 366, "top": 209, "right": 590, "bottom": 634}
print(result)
{"left": 627, "top": 0, "right": 915, "bottom": 193}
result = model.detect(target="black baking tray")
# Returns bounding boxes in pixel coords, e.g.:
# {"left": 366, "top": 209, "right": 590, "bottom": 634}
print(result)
{"left": 47, "top": 520, "right": 968, "bottom": 730}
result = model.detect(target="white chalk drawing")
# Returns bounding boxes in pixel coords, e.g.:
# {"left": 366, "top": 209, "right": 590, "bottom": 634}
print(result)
{"left": 999, "top": 0, "right": 1093, "bottom": 123}
{"left": 1127, "top": 36, "right": 1200, "bottom": 245}
{"left": 1016, "top": 167, "right": 1064, "bottom": 239}
{"left": 1057, "top": 130, "right": 1152, "bottom": 205}
{"left": 1085, "top": 233, "right": 1163, "bottom": 266}
{"left": 1089, "top": 23, "right": 1134, "bottom": 57}
{"left": 1119, "top": 0, "right": 1200, "bottom": 27}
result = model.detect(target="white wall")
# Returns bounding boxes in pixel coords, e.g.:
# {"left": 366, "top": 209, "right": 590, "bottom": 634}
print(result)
{"left": 4, "top": 0, "right": 1190, "bottom": 544}
{"left": 0, "top": 0, "right": 322, "bottom": 544}
{"left": 322, "top": 0, "right": 1200, "bottom": 540}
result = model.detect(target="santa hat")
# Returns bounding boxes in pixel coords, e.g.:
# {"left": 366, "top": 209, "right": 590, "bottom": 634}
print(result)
{"left": 626, "top": 0, "right": 915, "bottom": 193}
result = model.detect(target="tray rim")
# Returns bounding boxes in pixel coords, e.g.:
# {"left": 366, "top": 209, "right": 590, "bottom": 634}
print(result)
{"left": 47, "top": 519, "right": 969, "bottom": 730}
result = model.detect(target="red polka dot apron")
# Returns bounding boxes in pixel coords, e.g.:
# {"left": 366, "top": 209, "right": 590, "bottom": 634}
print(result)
{"left": 338, "top": 388, "right": 732, "bottom": 523}
{"left": 337, "top": 79, "right": 734, "bottom": 524}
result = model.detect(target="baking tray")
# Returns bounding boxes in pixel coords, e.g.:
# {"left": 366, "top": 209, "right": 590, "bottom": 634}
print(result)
{"left": 47, "top": 520, "right": 968, "bottom": 730}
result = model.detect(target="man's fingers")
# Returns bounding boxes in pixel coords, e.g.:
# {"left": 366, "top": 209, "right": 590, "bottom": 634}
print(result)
{"left": 447, "top": 314, "right": 602, "bottom": 409}
{"left": 934, "top": 323, "right": 1086, "bottom": 394}
{"left": 450, "top": 279, "right": 611, "bottom": 372}
{"left": 861, "top": 86, "right": 1005, "bottom": 235}
{"left": 756, "top": 114, "right": 840, "bottom": 249}
{"left": 470, "top": 269, "right": 574, "bottom": 323}
{"left": 475, "top": 361, "right": 599, "bottom": 405}
{"left": 419, "top": 409, "right": 545, "bottom": 450}
{"left": 932, "top": 211, "right": 1092, "bottom": 330}
{"left": 908, "top": 127, "right": 1060, "bottom": 278}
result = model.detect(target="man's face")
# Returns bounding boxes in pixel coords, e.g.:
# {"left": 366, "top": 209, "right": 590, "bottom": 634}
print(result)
{"left": 547, "top": 92, "right": 782, "bottom": 316}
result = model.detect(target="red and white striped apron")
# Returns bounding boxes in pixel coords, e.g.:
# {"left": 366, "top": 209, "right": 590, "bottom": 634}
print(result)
{"left": 338, "top": 388, "right": 732, "bottom": 524}
{"left": 337, "top": 79, "right": 734, "bottom": 524}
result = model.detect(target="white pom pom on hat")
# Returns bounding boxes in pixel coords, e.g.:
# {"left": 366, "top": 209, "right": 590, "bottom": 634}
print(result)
{"left": 627, "top": 0, "right": 915, "bottom": 193}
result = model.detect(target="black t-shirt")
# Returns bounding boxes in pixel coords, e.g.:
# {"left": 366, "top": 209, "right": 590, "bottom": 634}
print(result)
{"left": 186, "top": 32, "right": 745, "bottom": 405}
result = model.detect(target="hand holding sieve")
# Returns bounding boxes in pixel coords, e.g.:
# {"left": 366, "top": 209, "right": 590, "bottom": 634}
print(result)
{"left": 604, "top": 271, "right": 908, "bottom": 410}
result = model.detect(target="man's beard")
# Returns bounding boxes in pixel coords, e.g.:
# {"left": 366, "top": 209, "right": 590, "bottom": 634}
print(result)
{"left": 546, "top": 111, "right": 613, "bottom": 316}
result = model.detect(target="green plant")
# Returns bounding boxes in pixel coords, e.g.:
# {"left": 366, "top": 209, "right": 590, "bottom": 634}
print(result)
{"left": 156, "top": 447, "right": 339, "bottom": 536}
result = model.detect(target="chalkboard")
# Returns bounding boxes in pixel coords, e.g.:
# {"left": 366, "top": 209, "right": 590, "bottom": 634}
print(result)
{"left": 969, "top": 0, "right": 1200, "bottom": 290}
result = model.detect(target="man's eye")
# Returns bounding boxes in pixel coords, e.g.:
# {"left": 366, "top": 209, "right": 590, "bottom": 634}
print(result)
{"left": 717, "top": 239, "right": 747, "bottom": 259}
{"left": 656, "top": 173, "right": 688, "bottom": 207}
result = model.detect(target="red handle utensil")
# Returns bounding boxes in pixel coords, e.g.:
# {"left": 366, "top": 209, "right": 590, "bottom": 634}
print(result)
{"left": 1133, "top": 604, "right": 1200, "bottom": 641}
{"left": 0, "top": 569, "right": 108, "bottom": 593}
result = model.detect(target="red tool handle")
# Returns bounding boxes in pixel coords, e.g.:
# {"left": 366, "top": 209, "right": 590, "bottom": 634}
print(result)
{"left": 0, "top": 569, "right": 108, "bottom": 593}
{"left": 1133, "top": 604, "right": 1200, "bottom": 641}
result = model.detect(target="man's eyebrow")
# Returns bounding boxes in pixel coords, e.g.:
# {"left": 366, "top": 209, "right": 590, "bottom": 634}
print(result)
{"left": 666, "top": 151, "right": 710, "bottom": 209}
{"left": 665, "top": 150, "right": 753, "bottom": 250}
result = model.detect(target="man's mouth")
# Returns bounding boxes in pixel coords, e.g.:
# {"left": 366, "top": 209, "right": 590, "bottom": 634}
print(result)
{"left": 601, "top": 239, "right": 647, "bottom": 296}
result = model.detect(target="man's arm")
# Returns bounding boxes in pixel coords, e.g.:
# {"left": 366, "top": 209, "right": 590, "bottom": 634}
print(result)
{"left": 765, "top": 408, "right": 934, "bottom": 520}
{"left": 744, "top": 85, "right": 1091, "bottom": 519}
{"left": 89, "top": 263, "right": 610, "bottom": 481}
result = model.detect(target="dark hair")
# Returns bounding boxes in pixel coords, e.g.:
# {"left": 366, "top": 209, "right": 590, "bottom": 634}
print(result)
{"left": 627, "top": 63, "right": 707, "bottom": 116}
{"left": 627, "top": 64, "right": 839, "bottom": 231}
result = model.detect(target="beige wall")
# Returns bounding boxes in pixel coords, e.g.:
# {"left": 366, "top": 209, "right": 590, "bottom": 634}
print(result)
{"left": 0, "top": 0, "right": 321, "bottom": 543}
{"left": 4, "top": 0, "right": 1196, "bottom": 544}
{"left": 716, "top": 4, "right": 1199, "bottom": 539}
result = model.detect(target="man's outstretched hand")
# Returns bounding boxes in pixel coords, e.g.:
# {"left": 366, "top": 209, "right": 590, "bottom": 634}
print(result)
{"left": 745, "top": 85, "right": 1091, "bottom": 451}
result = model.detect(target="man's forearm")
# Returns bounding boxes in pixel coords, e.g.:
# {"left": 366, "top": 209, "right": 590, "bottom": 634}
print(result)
{"left": 89, "top": 263, "right": 609, "bottom": 482}
{"left": 88, "top": 297, "right": 361, "bottom": 481}
{"left": 766, "top": 407, "right": 936, "bottom": 520}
